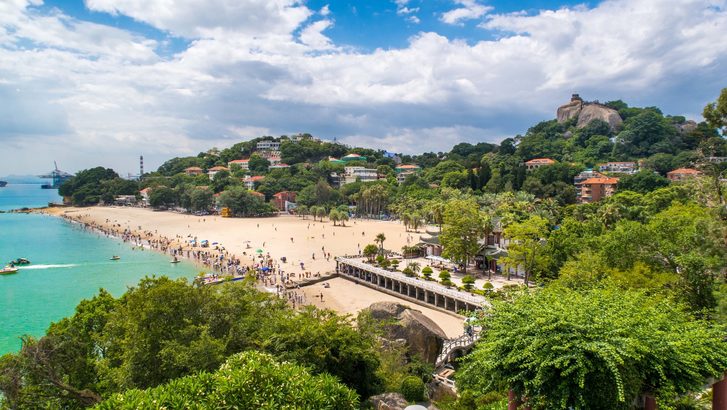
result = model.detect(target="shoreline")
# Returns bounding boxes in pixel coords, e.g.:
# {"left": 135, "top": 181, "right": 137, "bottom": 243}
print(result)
{"left": 34, "top": 206, "right": 467, "bottom": 337}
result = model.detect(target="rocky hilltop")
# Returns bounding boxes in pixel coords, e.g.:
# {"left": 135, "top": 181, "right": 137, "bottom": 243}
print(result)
{"left": 557, "top": 94, "right": 623, "bottom": 131}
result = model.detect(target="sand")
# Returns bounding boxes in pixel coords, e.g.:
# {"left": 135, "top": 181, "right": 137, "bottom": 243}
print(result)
{"left": 301, "top": 277, "right": 465, "bottom": 338}
{"left": 47, "top": 206, "right": 465, "bottom": 336}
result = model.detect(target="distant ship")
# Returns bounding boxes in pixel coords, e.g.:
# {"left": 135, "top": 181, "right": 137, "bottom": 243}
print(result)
{"left": 0, "top": 181, "right": 7, "bottom": 187}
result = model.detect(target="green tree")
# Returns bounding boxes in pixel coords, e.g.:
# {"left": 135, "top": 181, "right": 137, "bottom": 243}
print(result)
{"left": 218, "top": 186, "right": 274, "bottom": 217}
{"left": 189, "top": 188, "right": 213, "bottom": 212}
{"left": 703, "top": 87, "right": 727, "bottom": 135}
{"left": 363, "top": 244, "right": 379, "bottom": 262}
{"left": 457, "top": 286, "right": 727, "bottom": 410}
{"left": 247, "top": 154, "right": 270, "bottom": 173}
{"left": 461, "top": 275, "right": 475, "bottom": 291}
{"left": 148, "top": 186, "right": 178, "bottom": 209}
{"left": 375, "top": 233, "right": 386, "bottom": 255}
{"left": 500, "top": 215, "right": 550, "bottom": 284}
{"left": 617, "top": 170, "right": 670, "bottom": 193}
{"left": 95, "top": 351, "right": 359, "bottom": 410}
{"left": 440, "top": 199, "right": 485, "bottom": 274}
{"left": 421, "top": 266, "right": 433, "bottom": 280}
{"left": 400, "top": 376, "right": 425, "bottom": 403}
{"left": 329, "top": 209, "right": 341, "bottom": 226}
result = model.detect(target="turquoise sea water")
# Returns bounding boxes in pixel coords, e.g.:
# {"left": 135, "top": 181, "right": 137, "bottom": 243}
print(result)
{"left": 0, "top": 183, "right": 201, "bottom": 354}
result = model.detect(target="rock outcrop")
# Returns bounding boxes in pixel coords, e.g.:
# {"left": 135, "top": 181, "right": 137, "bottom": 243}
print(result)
{"left": 366, "top": 302, "right": 448, "bottom": 364}
{"left": 370, "top": 393, "right": 409, "bottom": 410}
{"left": 557, "top": 94, "right": 623, "bottom": 131}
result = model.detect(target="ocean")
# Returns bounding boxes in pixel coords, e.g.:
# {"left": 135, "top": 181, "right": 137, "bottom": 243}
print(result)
{"left": 0, "top": 183, "right": 201, "bottom": 354}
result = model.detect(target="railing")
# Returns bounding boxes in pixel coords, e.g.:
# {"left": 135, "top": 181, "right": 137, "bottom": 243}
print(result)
{"left": 435, "top": 331, "right": 480, "bottom": 368}
{"left": 337, "top": 257, "right": 487, "bottom": 305}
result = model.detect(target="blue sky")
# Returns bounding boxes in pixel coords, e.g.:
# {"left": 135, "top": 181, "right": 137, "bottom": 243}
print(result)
{"left": 0, "top": 0, "right": 726, "bottom": 176}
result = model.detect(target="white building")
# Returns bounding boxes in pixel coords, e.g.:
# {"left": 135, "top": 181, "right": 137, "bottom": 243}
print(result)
{"left": 228, "top": 159, "right": 250, "bottom": 171}
{"left": 343, "top": 166, "right": 379, "bottom": 185}
{"left": 598, "top": 162, "right": 638, "bottom": 174}
{"left": 256, "top": 140, "right": 281, "bottom": 151}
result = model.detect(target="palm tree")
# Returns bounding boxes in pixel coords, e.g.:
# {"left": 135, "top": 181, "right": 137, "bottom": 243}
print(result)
{"left": 329, "top": 209, "right": 340, "bottom": 226}
{"left": 407, "top": 262, "right": 420, "bottom": 274}
{"left": 375, "top": 233, "right": 386, "bottom": 255}
{"left": 339, "top": 211, "right": 349, "bottom": 226}
{"left": 401, "top": 213, "right": 411, "bottom": 232}
{"left": 318, "top": 206, "right": 328, "bottom": 222}
{"left": 297, "top": 205, "right": 308, "bottom": 219}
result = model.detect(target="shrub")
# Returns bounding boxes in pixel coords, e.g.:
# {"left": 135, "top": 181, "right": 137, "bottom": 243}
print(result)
{"left": 462, "top": 275, "right": 475, "bottom": 291}
{"left": 421, "top": 266, "right": 433, "bottom": 280}
{"left": 402, "top": 267, "right": 415, "bottom": 277}
{"left": 439, "top": 270, "right": 451, "bottom": 281}
{"left": 401, "top": 376, "right": 425, "bottom": 402}
{"left": 441, "top": 279, "right": 453, "bottom": 287}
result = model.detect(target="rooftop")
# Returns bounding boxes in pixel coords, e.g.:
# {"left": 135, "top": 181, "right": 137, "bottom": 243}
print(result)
{"left": 525, "top": 158, "right": 556, "bottom": 165}
{"left": 580, "top": 177, "right": 619, "bottom": 185}
{"left": 668, "top": 168, "right": 701, "bottom": 174}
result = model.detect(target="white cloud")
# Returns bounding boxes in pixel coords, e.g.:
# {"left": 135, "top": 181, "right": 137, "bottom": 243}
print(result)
{"left": 441, "top": 0, "right": 493, "bottom": 25}
{"left": 83, "top": 0, "right": 313, "bottom": 39}
{"left": 320, "top": 4, "right": 331, "bottom": 16}
{"left": 0, "top": 0, "right": 726, "bottom": 176}
{"left": 299, "top": 19, "right": 334, "bottom": 50}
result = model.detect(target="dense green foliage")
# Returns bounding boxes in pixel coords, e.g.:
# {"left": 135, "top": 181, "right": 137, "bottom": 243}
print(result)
{"left": 217, "top": 186, "right": 276, "bottom": 216}
{"left": 59, "top": 167, "right": 134, "bottom": 205}
{"left": 95, "top": 351, "right": 359, "bottom": 410}
{"left": 401, "top": 376, "right": 426, "bottom": 402}
{"left": 0, "top": 278, "right": 383, "bottom": 408}
{"left": 457, "top": 286, "right": 727, "bottom": 409}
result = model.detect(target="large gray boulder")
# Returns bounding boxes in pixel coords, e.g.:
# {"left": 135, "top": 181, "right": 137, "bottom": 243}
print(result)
{"left": 557, "top": 98, "right": 583, "bottom": 123}
{"left": 366, "top": 302, "right": 448, "bottom": 364}
{"left": 370, "top": 393, "right": 409, "bottom": 410}
{"left": 556, "top": 94, "right": 623, "bottom": 131}
{"left": 576, "top": 103, "right": 623, "bottom": 130}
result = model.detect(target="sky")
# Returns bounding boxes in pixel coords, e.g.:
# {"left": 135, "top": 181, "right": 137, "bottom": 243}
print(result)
{"left": 1, "top": 0, "right": 726, "bottom": 177}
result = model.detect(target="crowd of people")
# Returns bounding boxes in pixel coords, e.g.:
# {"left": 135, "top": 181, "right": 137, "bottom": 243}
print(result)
{"left": 58, "top": 211, "right": 330, "bottom": 309}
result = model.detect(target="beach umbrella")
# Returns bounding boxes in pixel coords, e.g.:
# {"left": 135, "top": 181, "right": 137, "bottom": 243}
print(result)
{"left": 212, "top": 242, "right": 218, "bottom": 245}
{"left": 256, "top": 249, "right": 264, "bottom": 254}
{"left": 261, "top": 267, "right": 270, "bottom": 272}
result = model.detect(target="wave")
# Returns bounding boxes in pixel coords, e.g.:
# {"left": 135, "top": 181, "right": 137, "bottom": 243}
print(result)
{"left": 20, "top": 264, "right": 78, "bottom": 270}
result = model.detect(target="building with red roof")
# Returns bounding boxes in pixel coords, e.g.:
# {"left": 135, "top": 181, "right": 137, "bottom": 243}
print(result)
{"left": 272, "top": 191, "right": 296, "bottom": 211}
{"left": 228, "top": 159, "right": 250, "bottom": 170}
{"left": 524, "top": 158, "right": 556, "bottom": 171}
{"left": 243, "top": 175, "right": 265, "bottom": 190}
{"left": 666, "top": 168, "right": 702, "bottom": 181}
{"left": 576, "top": 177, "right": 619, "bottom": 203}
{"left": 184, "top": 166, "right": 204, "bottom": 176}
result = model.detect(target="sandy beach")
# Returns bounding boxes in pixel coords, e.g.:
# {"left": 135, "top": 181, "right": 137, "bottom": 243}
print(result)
{"left": 45, "top": 206, "right": 466, "bottom": 335}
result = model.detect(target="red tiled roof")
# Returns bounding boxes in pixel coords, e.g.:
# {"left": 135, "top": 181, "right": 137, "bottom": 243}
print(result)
{"left": 667, "top": 168, "right": 701, "bottom": 175}
{"left": 581, "top": 177, "right": 619, "bottom": 185}
{"left": 229, "top": 159, "right": 249, "bottom": 163}
{"left": 209, "top": 166, "right": 229, "bottom": 171}
{"left": 244, "top": 175, "right": 265, "bottom": 182}
{"left": 525, "top": 158, "right": 556, "bottom": 165}
{"left": 397, "top": 164, "right": 420, "bottom": 169}
{"left": 249, "top": 191, "right": 265, "bottom": 198}
{"left": 185, "top": 166, "right": 203, "bottom": 171}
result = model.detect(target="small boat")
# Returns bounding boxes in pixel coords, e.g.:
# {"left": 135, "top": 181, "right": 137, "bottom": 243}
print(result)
{"left": 110, "top": 256, "right": 121, "bottom": 261}
{"left": 0, "top": 266, "right": 18, "bottom": 275}
{"left": 10, "top": 258, "right": 30, "bottom": 265}
{"left": 170, "top": 257, "right": 181, "bottom": 264}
